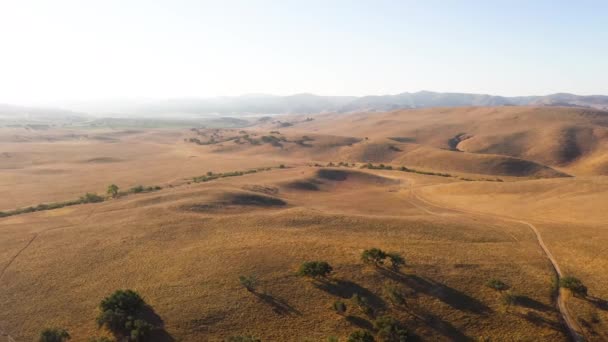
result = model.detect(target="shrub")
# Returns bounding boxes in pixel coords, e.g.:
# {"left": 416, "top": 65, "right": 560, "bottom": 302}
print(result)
{"left": 560, "top": 276, "right": 588, "bottom": 297}
{"left": 279, "top": 164, "right": 285, "bottom": 168}
{"left": 239, "top": 275, "right": 258, "bottom": 292}
{"left": 333, "top": 300, "right": 347, "bottom": 315}
{"left": 298, "top": 261, "right": 333, "bottom": 278}
{"left": 374, "top": 316, "right": 409, "bottom": 341}
{"left": 80, "top": 193, "right": 104, "bottom": 203}
{"left": 107, "top": 184, "right": 119, "bottom": 198}
{"left": 384, "top": 285, "right": 405, "bottom": 306}
{"left": 130, "top": 185, "right": 145, "bottom": 193}
{"left": 348, "top": 330, "right": 375, "bottom": 342}
{"left": 386, "top": 253, "right": 405, "bottom": 270}
{"left": 38, "top": 328, "right": 71, "bottom": 342}
{"left": 351, "top": 293, "right": 373, "bottom": 316}
{"left": 361, "top": 248, "right": 387, "bottom": 265}
{"left": 486, "top": 279, "right": 508, "bottom": 291}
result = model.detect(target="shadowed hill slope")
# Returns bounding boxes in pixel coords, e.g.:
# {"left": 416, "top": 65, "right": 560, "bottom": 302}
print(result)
{"left": 258, "top": 106, "right": 608, "bottom": 175}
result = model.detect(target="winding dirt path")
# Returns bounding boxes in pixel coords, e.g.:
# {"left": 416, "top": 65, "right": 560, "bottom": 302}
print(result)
{"left": 406, "top": 182, "right": 585, "bottom": 342}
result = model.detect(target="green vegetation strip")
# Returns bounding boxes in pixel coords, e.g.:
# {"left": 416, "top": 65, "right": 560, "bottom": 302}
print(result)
{"left": 359, "top": 162, "right": 503, "bottom": 182}
{"left": 1, "top": 166, "right": 286, "bottom": 218}
{"left": 0, "top": 185, "right": 162, "bottom": 218}
{"left": 192, "top": 165, "right": 284, "bottom": 183}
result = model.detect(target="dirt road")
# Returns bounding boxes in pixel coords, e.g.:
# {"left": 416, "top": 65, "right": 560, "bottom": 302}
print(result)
{"left": 407, "top": 183, "right": 585, "bottom": 342}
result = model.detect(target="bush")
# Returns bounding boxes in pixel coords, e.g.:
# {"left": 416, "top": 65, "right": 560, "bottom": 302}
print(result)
{"left": 239, "top": 275, "right": 257, "bottom": 292}
{"left": 333, "top": 300, "right": 347, "bottom": 315}
{"left": 298, "top": 261, "right": 333, "bottom": 278}
{"left": 80, "top": 193, "right": 104, "bottom": 203}
{"left": 361, "top": 248, "right": 387, "bottom": 265}
{"left": 362, "top": 249, "right": 405, "bottom": 270}
{"left": 374, "top": 316, "right": 409, "bottom": 341}
{"left": 348, "top": 330, "right": 375, "bottom": 342}
{"left": 39, "top": 328, "right": 71, "bottom": 342}
{"left": 560, "top": 276, "right": 588, "bottom": 297}
{"left": 279, "top": 164, "right": 285, "bottom": 168}
{"left": 486, "top": 279, "right": 508, "bottom": 291}
{"left": 351, "top": 294, "right": 373, "bottom": 316}
{"left": 130, "top": 185, "right": 145, "bottom": 193}
{"left": 384, "top": 285, "right": 405, "bottom": 306}
{"left": 386, "top": 253, "right": 405, "bottom": 270}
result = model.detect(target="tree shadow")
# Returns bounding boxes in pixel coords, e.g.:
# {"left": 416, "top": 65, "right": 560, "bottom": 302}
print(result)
{"left": 512, "top": 311, "right": 563, "bottom": 331}
{"left": 586, "top": 296, "right": 608, "bottom": 311}
{"left": 412, "top": 311, "right": 473, "bottom": 342}
{"left": 378, "top": 269, "right": 491, "bottom": 315}
{"left": 139, "top": 305, "right": 175, "bottom": 342}
{"left": 513, "top": 295, "right": 554, "bottom": 312}
{"left": 345, "top": 315, "right": 374, "bottom": 330}
{"left": 253, "top": 292, "right": 301, "bottom": 316}
{"left": 313, "top": 279, "right": 386, "bottom": 311}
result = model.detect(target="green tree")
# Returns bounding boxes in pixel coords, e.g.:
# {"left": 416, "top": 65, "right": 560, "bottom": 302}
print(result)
{"left": 39, "top": 328, "right": 71, "bottom": 342}
{"left": 97, "top": 289, "right": 151, "bottom": 340}
{"left": 348, "top": 330, "right": 375, "bottom": 342}
{"left": 298, "top": 261, "right": 333, "bottom": 278}
{"left": 106, "top": 184, "right": 119, "bottom": 198}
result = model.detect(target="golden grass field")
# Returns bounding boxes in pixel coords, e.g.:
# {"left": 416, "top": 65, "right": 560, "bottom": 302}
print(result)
{"left": 1, "top": 106, "right": 608, "bottom": 341}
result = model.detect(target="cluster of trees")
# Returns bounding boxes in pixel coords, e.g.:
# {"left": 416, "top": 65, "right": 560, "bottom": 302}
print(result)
{"left": 106, "top": 184, "right": 162, "bottom": 198}
{"left": 345, "top": 316, "right": 409, "bottom": 342}
{"left": 0, "top": 181, "right": 164, "bottom": 219}
{"left": 294, "top": 250, "right": 408, "bottom": 340}
{"left": 39, "top": 289, "right": 160, "bottom": 342}
{"left": 361, "top": 163, "right": 453, "bottom": 178}
{"left": 0, "top": 192, "right": 104, "bottom": 218}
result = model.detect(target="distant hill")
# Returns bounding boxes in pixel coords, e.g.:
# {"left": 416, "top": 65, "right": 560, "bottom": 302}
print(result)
{"left": 109, "top": 91, "right": 608, "bottom": 115}
{"left": 260, "top": 106, "right": 608, "bottom": 176}
{"left": 4, "top": 92, "right": 608, "bottom": 117}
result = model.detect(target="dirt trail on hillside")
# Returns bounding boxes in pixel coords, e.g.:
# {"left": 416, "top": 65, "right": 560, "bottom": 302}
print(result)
{"left": 405, "top": 181, "right": 585, "bottom": 342}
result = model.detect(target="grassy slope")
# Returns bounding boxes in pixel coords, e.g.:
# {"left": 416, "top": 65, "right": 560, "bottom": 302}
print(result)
{"left": 1, "top": 168, "right": 567, "bottom": 341}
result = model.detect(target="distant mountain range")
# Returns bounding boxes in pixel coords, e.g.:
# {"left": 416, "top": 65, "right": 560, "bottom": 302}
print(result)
{"left": 3, "top": 91, "right": 608, "bottom": 118}
{"left": 116, "top": 91, "right": 608, "bottom": 115}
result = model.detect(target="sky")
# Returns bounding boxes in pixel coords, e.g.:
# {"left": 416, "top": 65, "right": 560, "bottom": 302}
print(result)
{"left": 0, "top": 0, "right": 607, "bottom": 105}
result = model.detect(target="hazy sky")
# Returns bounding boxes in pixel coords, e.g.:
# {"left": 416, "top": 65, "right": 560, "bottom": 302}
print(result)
{"left": 1, "top": 0, "right": 607, "bottom": 104}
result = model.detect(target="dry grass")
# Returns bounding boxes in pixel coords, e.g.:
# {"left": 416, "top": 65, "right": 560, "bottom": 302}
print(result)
{"left": 1, "top": 115, "right": 607, "bottom": 341}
